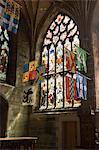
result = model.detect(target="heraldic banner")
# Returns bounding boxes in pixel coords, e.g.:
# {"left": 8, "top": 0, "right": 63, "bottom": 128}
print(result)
{"left": 0, "top": 0, "right": 21, "bottom": 33}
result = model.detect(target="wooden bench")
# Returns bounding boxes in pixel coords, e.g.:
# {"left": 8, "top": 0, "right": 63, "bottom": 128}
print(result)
{"left": 0, "top": 137, "right": 38, "bottom": 150}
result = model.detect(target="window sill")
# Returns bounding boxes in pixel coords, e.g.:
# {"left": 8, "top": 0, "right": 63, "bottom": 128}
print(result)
{"left": 33, "top": 107, "right": 81, "bottom": 115}
{"left": 0, "top": 82, "right": 15, "bottom": 88}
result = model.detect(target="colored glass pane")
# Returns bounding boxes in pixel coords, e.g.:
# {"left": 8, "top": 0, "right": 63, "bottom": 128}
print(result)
{"left": 43, "top": 38, "right": 51, "bottom": 45}
{"left": 53, "top": 35, "right": 59, "bottom": 44}
{"left": 72, "top": 34, "right": 80, "bottom": 53}
{"left": 64, "top": 74, "right": 72, "bottom": 107}
{"left": 56, "top": 74, "right": 63, "bottom": 108}
{"left": 41, "top": 13, "right": 81, "bottom": 110}
{"left": 60, "top": 23, "right": 66, "bottom": 33}
{"left": 50, "top": 22, "right": 56, "bottom": 30}
{"left": 53, "top": 26, "right": 59, "bottom": 35}
{"left": 46, "top": 30, "right": 52, "bottom": 39}
{"left": 0, "top": 26, "right": 9, "bottom": 81}
{"left": 48, "top": 76, "right": 55, "bottom": 109}
{"left": 64, "top": 73, "right": 81, "bottom": 108}
{"left": 63, "top": 16, "right": 70, "bottom": 24}
{"left": 60, "top": 31, "right": 67, "bottom": 41}
{"left": 56, "top": 41, "right": 63, "bottom": 72}
{"left": 42, "top": 46, "right": 48, "bottom": 71}
{"left": 64, "top": 38, "right": 71, "bottom": 51}
{"left": 49, "top": 44, "right": 55, "bottom": 73}
{"left": 40, "top": 79, "right": 47, "bottom": 109}
{"left": 67, "top": 20, "right": 75, "bottom": 31}
{"left": 55, "top": 14, "right": 64, "bottom": 24}
{"left": 67, "top": 25, "right": 77, "bottom": 37}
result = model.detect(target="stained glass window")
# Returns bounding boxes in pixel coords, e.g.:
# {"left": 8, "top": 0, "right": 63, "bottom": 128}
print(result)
{"left": 0, "top": 26, "right": 9, "bottom": 81}
{"left": 48, "top": 76, "right": 55, "bottom": 109}
{"left": 40, "top": 13, "right": 80, "bottom": 110}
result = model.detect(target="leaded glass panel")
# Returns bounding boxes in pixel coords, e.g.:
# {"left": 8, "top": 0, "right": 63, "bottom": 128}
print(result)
{"left": 56, "top": 74, "right": 63, "bottom": 108}
{"left": 42, "top": 46, "right": 48, "bottom": 72}
{"left": 49, "top": 44, "right": 55, "bottom": 73}
{"left": 40, "top": 79, "right": 47, "bottom": 109}
{"left": 48, "top": 76, "right": 55, "bottom": 109}
{"left": 56, "top": 41, "right": 63, "bottom": 72}
{"left": 53, "top": 26, "right": 59, "bottom": 35}
{"left": 60, "top": 23, "right": 66, "bottom": 33}
{"left": 40, "top": 13, "right": 80, "bottom": 110}
{"left": 72, "top": 34, "right": 80, "bottom": 53}
{"left": 55, "top": 14, "right": 64, "bottom": 24}
{"left": 0, "top": 26, "right": 9, "bottom": 81}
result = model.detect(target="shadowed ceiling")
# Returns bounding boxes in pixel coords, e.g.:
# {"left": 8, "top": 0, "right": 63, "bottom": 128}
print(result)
{"left": 15, "top": 0, "right": 96, "bottom": 58}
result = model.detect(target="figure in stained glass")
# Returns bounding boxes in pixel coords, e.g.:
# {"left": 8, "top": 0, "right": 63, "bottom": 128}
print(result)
{"left": 56, "top": 41, "right": 63, "bottom": 72}
{"left": 56, "top": 74, "right": 63, "bottom": 108}
{"left": 42, "top": 46, "right": 48, "bottom": 72}
{"left": 49, "top": 44, "right": 55, "bottom": 73}
{"left": 72, "top": 34, "right": 80, "bottom": 53}
{"left": 41, "top": 13, "right": 81, "bottom": 110}
{"left": 48, "top": 76, "right": 55, "bottom": 109}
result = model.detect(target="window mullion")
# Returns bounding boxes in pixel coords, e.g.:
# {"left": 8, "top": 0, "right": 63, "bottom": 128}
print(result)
{"left": 71, "top": 39, "right": 74, "bottom": 107}
{"left": 47, "top": 45, "right": 50, "bottom": 109}
{"left": 40, "top": 13, "right": 80, "bottom": 110}
{"left": 63, "top": 42, "right": 65, "bottom": 108}
{"left": 54, "top": 44, "right": 57, "bottom": 108}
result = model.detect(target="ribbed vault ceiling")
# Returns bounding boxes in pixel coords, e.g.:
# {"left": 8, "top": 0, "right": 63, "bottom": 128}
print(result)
{"left": 15, "top": 0, "right": 97, "bottom": 58}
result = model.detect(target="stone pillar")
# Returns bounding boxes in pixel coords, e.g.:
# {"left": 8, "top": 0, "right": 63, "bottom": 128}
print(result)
{"left": 8, "top": 105, "right": 32, "bottom": 137}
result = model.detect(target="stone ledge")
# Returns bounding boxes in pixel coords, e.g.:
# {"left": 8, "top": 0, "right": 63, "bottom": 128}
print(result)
{"left": 0, "top": 82, "right": 15, "bottom": 88}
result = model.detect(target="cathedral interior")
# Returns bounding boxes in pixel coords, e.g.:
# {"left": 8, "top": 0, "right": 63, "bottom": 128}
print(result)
{"left": 0, "top": 0, "right": 99, "bottom": 149}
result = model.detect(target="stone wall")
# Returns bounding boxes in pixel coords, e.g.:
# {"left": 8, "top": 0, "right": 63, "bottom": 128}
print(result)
{"left": 29, "top": 111, "right": 80, "bottom": 150}
{"left": 0, "top": 17, "right": 30, "bottom": 137}
{"left": 29, "top": 114, "right": 57, "bottom": 150}
{"left": 91, "top": 0, "right": 99, "bottom": 110}
{"left": 91, "top": 1, "right": 99, "bottom": 142}
{"left": 0, "top": 1, "right": 98, "bottom": 149}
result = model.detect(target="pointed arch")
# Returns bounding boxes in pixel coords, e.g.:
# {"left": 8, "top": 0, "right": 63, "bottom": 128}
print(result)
{"left": 35, "top": 1, "right": 81, "bottom": 53}
{"left": 37, "top": 12, "right": 80, "bottom": 110}
{"left": 0, "top": 26, "right": 10, "bottom": 81}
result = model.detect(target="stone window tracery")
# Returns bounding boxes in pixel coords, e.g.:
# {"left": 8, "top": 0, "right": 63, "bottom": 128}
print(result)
{"left": 0, "top": 26, "right": 9, "bottom": 81}
{"left": 40, "top": 13, "right": 80, "bottom": 110}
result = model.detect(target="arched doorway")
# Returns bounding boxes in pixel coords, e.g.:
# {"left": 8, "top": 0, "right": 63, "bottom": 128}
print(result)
{"left": 0, "top": 94, "right": 8, "bottom": 137}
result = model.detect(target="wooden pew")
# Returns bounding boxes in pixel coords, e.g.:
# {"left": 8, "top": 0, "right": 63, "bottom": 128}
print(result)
{"left": 0, "top": 137, "right": 38, "bottom": 150}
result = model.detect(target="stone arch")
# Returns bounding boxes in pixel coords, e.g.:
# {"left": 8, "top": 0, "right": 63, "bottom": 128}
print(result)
{"left": 35, "top": 5, "right": 81, "bottom": 109}
{"left": 35, "top": 2, "right": 81, "bottom": 48}
{"left": 36, "top": 4, "right": 80, "bottom": 64}
{"left": 34, "top": 1, "right": 97, "bottom": 112}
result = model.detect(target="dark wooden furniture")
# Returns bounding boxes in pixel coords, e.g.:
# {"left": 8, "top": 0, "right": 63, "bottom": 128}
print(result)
{"left": 0, "top": 137, "right": 38, "bottom": 150}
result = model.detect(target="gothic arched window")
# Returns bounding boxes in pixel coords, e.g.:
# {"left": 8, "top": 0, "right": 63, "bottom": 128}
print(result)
{"left": 40, "top": 13, "right": 80, "bottom": 110}
{"left": 0, "top": 26, "right": 9, "bottom": 81}
{"left": 0, "top": 26, "right": 17, "bottom": 85}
